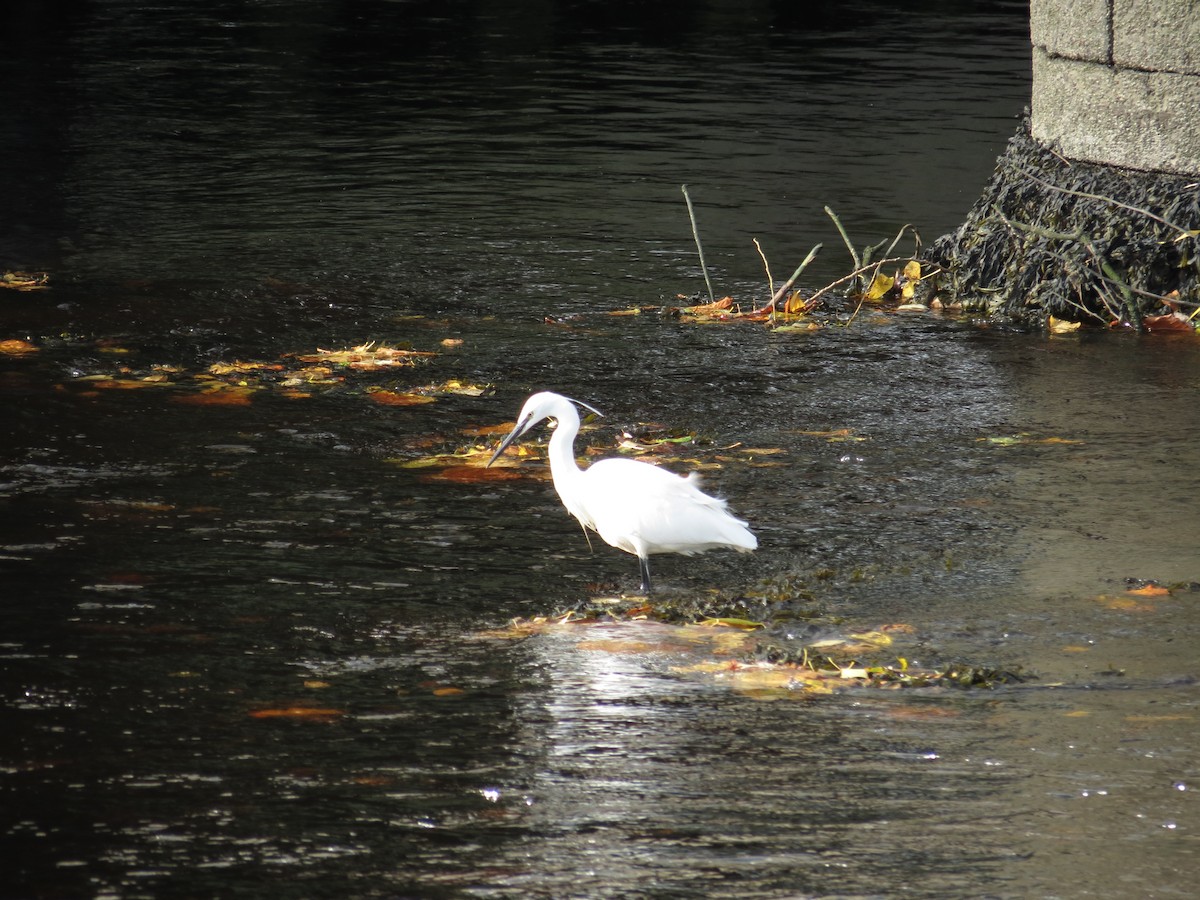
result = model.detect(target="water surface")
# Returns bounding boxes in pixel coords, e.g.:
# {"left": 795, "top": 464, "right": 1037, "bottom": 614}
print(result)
{"left": 3, "top": 2, "right": 1198, "bottom": 898}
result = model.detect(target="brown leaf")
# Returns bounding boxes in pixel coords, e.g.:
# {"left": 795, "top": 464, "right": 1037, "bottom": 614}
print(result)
{"left": 249, "top": 706, "right": 343, "bottom": 720}
{"left": 368, "top": 389, "right": 436, "bottom": 406}
{"left": 0, "top": 339, "right": 38, "bottom": 355}
{"left": 418, "top": 465, "right": 525, "bottom": 483}
{"left": 1142, "top": 313, "right": 1195, "bottom": 332}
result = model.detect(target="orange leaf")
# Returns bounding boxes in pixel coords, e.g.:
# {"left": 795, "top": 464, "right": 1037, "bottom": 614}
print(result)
{"left": 368, "top": 389, "right": 436, "bottom": 406}
{"left": 418, "top": 465, "right": 524, "bottom": 483}
{"left": 0, "top": 339, "right": 38, "bottom": 355}
{"left": 249, "top": 706, "right": 343, "bottom": 720}
{"left": 1126, "top": 584, "right": 1170, "bottom": 597}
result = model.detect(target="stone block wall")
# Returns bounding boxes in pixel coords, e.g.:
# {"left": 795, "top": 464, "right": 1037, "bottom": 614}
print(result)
{"left": 1030, "top": 0, "right": 1200, "bottom": 174}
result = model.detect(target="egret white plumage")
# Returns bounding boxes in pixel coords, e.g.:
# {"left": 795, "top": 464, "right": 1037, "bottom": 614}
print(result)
{"left": 487, "top": 391, "right": 757, "bottom": 592}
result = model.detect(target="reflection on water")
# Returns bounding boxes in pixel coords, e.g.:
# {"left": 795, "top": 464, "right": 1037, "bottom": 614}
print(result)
{"left": 3, "top": 1, "right": 1199, "bottom": 898}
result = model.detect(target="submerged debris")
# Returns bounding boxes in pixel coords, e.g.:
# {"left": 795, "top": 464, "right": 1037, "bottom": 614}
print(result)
{"left": 925, "top": 117, "right": 1200, "bottom": 329}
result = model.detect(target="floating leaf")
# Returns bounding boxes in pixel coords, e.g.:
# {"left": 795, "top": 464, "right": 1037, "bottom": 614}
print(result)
{"left": 418, "top": 465, "right": 525, "bottom": 484}
{"left": 696, "top": 617, "right": 764, "bottom": 630}
{"left": 783, "top": 291, "right": 809, "bottom": 315}
{"left": 1048, "top": 316, "right": 1081, "bottom": 334}
{"left": 0, "top": 271, "right": 50, "bottom": 291}
{"left": 249, "top": 706, "right": 343, "bottom": 720}
{"left": 979, "top": 433, "right": 1083, "bottom": 446}
{"left": 82, "top": 376, "right": 174, "bottom": 391}
{"left": 418, "top": 379, "right": 490, "bottom": 397}
{"left": 1126, "top": 584, "right": 1170, "bottom": 597}
{"left": 0, "top": 339, "right": 38, "bottom": 355}
{"left": 682, "top": 296, "right": 734, "bottom": 316}
{"left": 864, "top": 271, "right": 894, "bottom": 301}
{"left": 368, "top": 389, "right": 436, "bottom": 406}
{"left": 793, "top": 428, "right": 867, "bottom": 442}
{"left": 209, "top": 361, "right": 285, "bottom": 376}
{"left": 1142, "top": 313, "right": 1196, "bottom": 332}
{"left": 899, "top": 260, "right": 922, "bottom": 302}
{"left": 296, "top": 342, "right": 436, "bottom": 369}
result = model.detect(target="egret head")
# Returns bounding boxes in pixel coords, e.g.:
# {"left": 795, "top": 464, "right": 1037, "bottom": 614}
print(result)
{"left": 486, "top": 392, "right": 603, "bottom": 467}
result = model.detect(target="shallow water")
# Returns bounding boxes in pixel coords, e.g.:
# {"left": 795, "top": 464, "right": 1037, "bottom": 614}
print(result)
{"left": 3, "top": 2, "right": 1199, "bottom": 898}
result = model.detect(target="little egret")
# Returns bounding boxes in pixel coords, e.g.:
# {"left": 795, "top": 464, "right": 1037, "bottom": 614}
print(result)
{"left": 487, "top": 391, "right": 757, "bottom": 592}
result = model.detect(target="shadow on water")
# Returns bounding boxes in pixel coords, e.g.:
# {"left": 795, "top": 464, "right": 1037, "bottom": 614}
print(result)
{"left": 3, "top": 2, "right": 1199, "bottom": 898}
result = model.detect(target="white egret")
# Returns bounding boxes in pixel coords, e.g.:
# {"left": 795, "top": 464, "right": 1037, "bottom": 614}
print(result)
{"left": 487, "top": 391, "right": 757, "bottom": 592}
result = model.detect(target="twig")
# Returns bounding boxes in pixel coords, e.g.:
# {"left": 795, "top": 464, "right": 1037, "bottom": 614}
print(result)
{"left": 995, "top": 207, "right": 1145, "bottom": 328}
{"left": 755, "top": 244, "right": 823, "bottom": 314}
{"left": 824, "top": 206, "right": 860, "bottom": 269}
{"left": 1010, "top": 163, "right": 1195, "bottom": 238}
{"left": 801, "top": 255, "right": 915, "bottom": 309}
{"left": 753, "top": 238, "right": 775, "bottom": 300}
{"left": 681, "top": 184, "right": 716, "bottom": 304}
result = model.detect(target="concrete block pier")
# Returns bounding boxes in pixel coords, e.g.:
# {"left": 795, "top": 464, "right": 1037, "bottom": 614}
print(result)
{"left": 1030, "top": 0, "right": 1200, "bottom": 174}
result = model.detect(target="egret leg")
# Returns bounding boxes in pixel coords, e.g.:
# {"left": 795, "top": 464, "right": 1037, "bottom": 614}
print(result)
{"left": 638, "top": 556, "right": 652, "bottom": 594}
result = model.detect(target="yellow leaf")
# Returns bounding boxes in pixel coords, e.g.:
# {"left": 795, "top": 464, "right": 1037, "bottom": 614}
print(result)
{"left": 864, "top": 272, "right": 894, "bottom": 301}
{"left": 696, "top": 617, "right": 765, "bottom": 630}
{"left": 903, "top": 260, "right": 921, "bottom": 280}
{"left": 784, "top": 291, "right": 808, "bottom": 314}
{"left": 1048, "top": 316, "right": 1081, "bottom": 334}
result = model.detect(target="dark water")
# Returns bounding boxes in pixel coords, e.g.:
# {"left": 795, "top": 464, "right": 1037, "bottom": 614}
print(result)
{"left": 3, "top": 2, "right": 1199, "bottom": 898}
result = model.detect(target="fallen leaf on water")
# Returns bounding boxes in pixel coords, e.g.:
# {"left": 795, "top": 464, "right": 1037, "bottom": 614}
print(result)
{"left": 367, "top": 388, "right": 436, "bottom": 406}
{"left": 295, "top": 342, "right": 436, "bottom": 369}
{"left": 682, "top": 296, "right": 734, "bottom": 317}
{"left": 793, "top": 428, "right": 867, "bottom": 442}
{"left": 1048, "top": 316, "right": 1082, "bottom": 334}
{"left": 695, "top": 617, "right": 764, "bottom": 630}
{"left": 209, "top": 361, "right": 285, "bottom": 376}
{"left": 462, "top": 422, "right": 521, "bottom": 437}
{"left": 249, "top": 706, "right": 344, "bottom": 720}
{"left": 432, "top": 687, "right": 465, "bottom": 697}
{"left": 1, "top": 271, "right": 50, "bottom": 291}
{"left": 979, "top": 433, "right": 1083, "bottom": 446}
{"left": 0, "top": 339, "right": 38, "bottom": 355}
{"left": 771, "top": 321, "right": 821, "bottom": 333}
{"left": 418, "top": 465, "right": 525, "bottom": 483}
{"left": 1142, "top": 313, "right": 1195, "bottom": 332}
{"left": 393, "top": 444, "right": 525, "bottom": 470}
{"left": 1126, "top": 584, "right": 1170, "bottom": 597}
{"left": 674, "top": 660, "right": 836, "bottom": 697}
{"left": 79, "top": 376, "right": 173, "bottom": 390}
{"left": 864, "top": 271, "right": 894, "bottom": 301}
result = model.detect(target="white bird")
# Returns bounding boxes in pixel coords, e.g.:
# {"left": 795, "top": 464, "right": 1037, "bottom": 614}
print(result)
{"left": 487, "top": 391, "right": 757, "bottom": 592}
